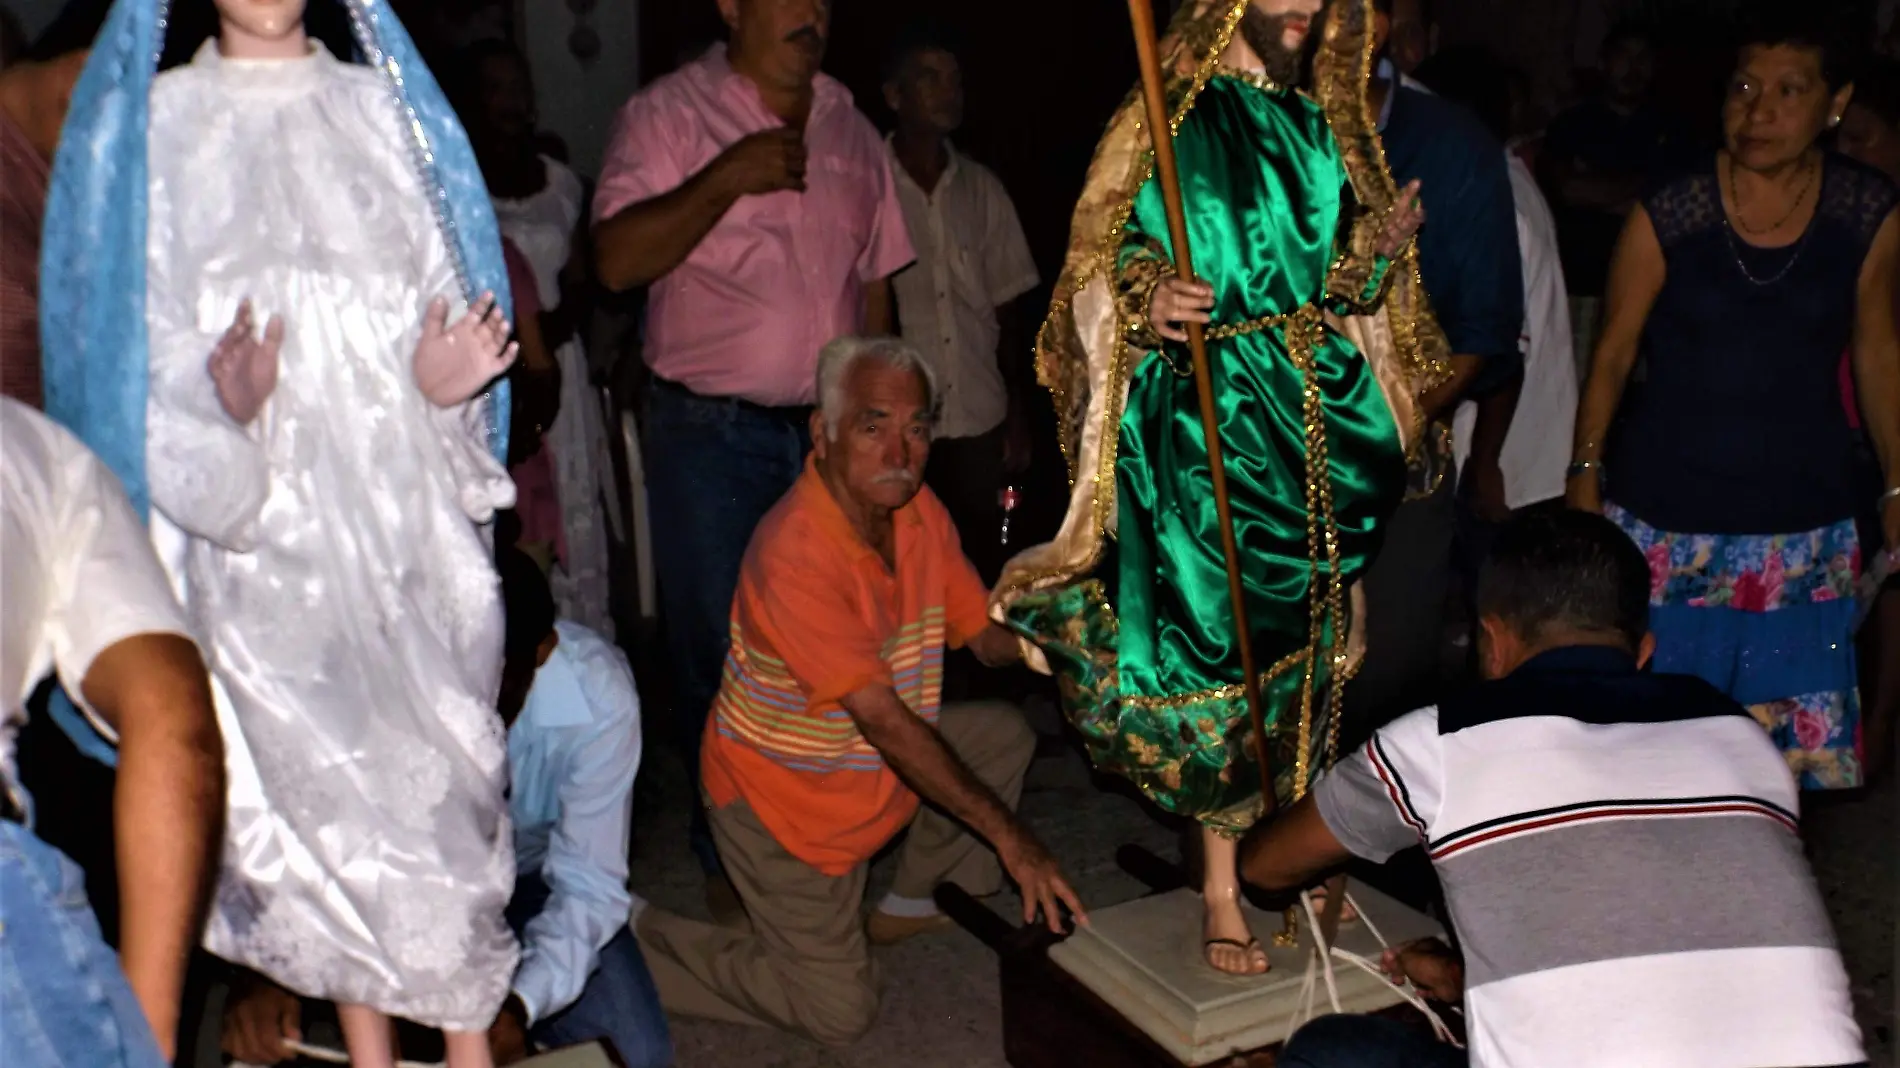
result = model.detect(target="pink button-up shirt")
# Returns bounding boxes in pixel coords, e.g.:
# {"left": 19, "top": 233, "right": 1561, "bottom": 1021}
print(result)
{"left": 593, "top": 46, "right": 915, "bottom": 407}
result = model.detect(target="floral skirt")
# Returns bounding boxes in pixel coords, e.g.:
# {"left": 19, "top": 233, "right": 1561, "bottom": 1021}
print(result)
{"left": 1608, "top": 503, "right": 1864, "bottom": 789}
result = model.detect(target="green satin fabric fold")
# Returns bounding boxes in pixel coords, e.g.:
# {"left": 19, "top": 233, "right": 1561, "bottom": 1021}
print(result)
{"left": 1117, "top": 76, "right": 1404, "bottom": 706}
{"left": 1006, "top": 75, "right": 1406, "bottom": 829}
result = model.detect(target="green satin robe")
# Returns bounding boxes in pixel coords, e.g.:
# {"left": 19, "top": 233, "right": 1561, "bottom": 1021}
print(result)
{"left": 1009, "top": 74, "right": 1406, "bottom": 831}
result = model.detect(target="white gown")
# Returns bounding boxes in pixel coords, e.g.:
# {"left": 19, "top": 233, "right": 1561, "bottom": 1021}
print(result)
{"left": 144, "top": 42, "right": 518, "bottom": 1032}
{"left": 492, "top": 158, "right": 617, "bottom": 640}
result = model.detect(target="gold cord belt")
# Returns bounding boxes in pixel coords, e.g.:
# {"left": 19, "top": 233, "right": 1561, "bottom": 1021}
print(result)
{"left": 1205, "top": 300, "right": 1323, "bottom": 342}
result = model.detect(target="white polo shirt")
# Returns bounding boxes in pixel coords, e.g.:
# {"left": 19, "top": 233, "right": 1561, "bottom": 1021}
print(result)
{"left": 1, "top": 399, "right": 195, "bottom": 796}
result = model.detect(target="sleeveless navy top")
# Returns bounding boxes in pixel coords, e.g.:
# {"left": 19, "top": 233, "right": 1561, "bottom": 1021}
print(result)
{"left": 1608, "top": 153, "right": 1897, "bottom": 535}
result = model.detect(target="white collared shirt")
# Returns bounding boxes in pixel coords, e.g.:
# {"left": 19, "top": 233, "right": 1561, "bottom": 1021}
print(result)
{"left": 886, "top": 139, "right": 1039, "bottom": 440}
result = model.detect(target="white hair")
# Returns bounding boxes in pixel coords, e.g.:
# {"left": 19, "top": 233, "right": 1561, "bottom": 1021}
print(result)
{"left": 814, "top": 335, "right": 940, "bottom": 439}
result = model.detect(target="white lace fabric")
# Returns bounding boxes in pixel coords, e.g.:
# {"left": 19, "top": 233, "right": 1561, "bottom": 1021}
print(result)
{"left": 145, "top": 41, "right": 517, "bottom": 1031}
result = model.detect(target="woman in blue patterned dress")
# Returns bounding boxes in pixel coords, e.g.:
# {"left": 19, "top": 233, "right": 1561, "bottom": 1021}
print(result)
{"left": 1568, "top": 15, "right": 1900, "bottom": 790}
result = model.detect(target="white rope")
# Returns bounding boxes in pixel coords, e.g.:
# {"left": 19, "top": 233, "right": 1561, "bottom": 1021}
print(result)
{"left": 1280, "top": 886, "right": 1463, "bottom": 1050}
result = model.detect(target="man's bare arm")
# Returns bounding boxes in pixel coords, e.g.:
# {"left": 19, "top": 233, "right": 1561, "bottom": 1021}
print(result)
{"left": 843, "top": 684, "right": 1014, "bottom": 843}
{"left": 1418, "top": 353, "right": 1483, "bottom": 422}
{"left": 81, "top": 633, "right": 225, "bottom": 1060}
{"left": 594, "top": 129, "right": 805, "bottom": 292}
{"left": 1237, "top": 796, "right": 1353, "bottom": 895}
{"left": 862, "top": 276, "right": 894, "bottom": 336}
{"left": 593, "top": 172, "right": 744, "bottom": 293}
{"left": 842, "top": 683, "right": 1084, "bottom": 929}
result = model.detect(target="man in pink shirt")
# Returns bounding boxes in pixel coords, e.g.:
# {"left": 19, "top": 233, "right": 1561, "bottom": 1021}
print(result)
{"left": 592, "top": 0, "right": 913, "bottom": 882}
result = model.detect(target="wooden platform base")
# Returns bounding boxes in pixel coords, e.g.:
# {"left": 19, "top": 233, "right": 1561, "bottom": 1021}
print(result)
{"left": 936, "top": 847, "right": 1455, "bottom": 1068}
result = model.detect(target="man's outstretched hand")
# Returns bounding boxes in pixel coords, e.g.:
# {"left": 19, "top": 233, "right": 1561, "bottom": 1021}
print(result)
{"left": 414, "top": 292, "right": 519, "bottom": 408}
{"left": 997, "top": 824, "right": 1088, "bottom": 934}
{"left": 1380, "top": 937, "right": 1465, "bottom": 1005}
{"left": 210, "top": 299, "right": 283, "bottom": 426}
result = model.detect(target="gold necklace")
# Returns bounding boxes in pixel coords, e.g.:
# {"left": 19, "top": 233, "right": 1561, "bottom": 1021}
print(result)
{"left": 1727, "top": 153, "right": 1819, "bottom": 236}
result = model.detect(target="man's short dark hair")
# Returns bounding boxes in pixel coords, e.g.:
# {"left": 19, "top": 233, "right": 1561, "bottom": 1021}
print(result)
{"left": 498, "top": 545, "right": 557, "bottom": 664}
{"left": 1414, "top": 45, "right": 1515, "bottom": 143}
{"left": 0, "top": 6, "right": 27, "bottom": 68}
{"left": 1601, "top": 19, "right": 1655, "bottom": 57}
{"left": 880, "top": 19, "right": 960, "bottom": 85}
{"left": 1475, "top": 510, "right": 1651, "bottom": 649}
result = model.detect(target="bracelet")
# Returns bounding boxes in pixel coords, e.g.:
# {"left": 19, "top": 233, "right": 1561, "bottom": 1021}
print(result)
{"left": 1566, "top": 459, "right": 1603, "bottom": 480}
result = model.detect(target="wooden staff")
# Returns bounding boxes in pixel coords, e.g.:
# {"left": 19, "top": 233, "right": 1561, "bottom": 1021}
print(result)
{"left": 1125, "top": 0, "right": 1274, "bottom": 814}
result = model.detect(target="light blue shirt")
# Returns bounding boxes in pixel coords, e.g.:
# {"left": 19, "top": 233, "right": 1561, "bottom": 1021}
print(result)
{"left": 506, "top": 620, "right": 641, "bottom": 1024}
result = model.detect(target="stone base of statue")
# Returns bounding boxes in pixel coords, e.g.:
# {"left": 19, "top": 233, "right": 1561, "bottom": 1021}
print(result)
{"left": 1048, "top": 884, "right": 1444, "bottom": 1065}
{"left": 936, "top": 849, "right": 1453, "bottom": 1068}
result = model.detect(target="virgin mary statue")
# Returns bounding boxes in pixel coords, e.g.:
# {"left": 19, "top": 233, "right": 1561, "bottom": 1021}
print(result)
{"left": 42, "top": 0, "right": 520, "bottom": 1063}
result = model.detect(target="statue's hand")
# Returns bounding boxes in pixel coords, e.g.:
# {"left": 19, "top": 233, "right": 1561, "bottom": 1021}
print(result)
{"left": 1374, "top": 179, "right": 1426, "bottom": 259}
{"left": 413, "top": 293, "right": 518, "bottom": 408}
{"left": 209, "top": 300, "right": 283, "bottom": 426}
{"left": 1148, "top": 276, "right": 1214, "bottom": 343}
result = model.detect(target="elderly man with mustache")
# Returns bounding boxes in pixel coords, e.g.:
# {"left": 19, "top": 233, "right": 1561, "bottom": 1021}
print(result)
{"left": 592, "top": 0, "right": 915, "bottom": 901}
{"left": 629, "top": 336, "right": 1082, "bottom": 1046}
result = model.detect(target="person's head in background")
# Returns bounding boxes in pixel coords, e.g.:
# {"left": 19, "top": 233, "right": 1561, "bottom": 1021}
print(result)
{"left": 881, "top": 24, "right": 963, "bottom": 142}
{"left": 1414, "top": 45, "right": 1515, "bottom": 144}
{"left": 1599, "top": 21, "right": 1658, "bottom": 114}
{"left": 1473, "top": 510, "right": 1655, "bottom": 681}
{"left": 496, "top": 543, "right": 559, "bottom": 728}
{"left": 1725, "top": 11, "right": 1859, "bottom": 176}
{"left": 809, "top": 336, "right": 937, "bottom": 521}
{"left": 0, "top": 6, "right": 25, "bottom": 67}
{"left": 0, "top": 19, "right": 88, "bottom": 161}
{"left": 1387, "top": 0, "right": 1434, "bottom": 76}
{"left": 720, "top": 0, "right": 828, "bottom": 98}
{"left": 448, "top": 39, "right": 537, "bottom": 156}
{"left": 1837, "top": 57, "right": 1900, "bottom": 181}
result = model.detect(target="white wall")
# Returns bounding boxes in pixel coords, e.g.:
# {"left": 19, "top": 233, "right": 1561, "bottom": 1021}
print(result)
{"left": 520, "top": 0, "right": 639, "bottom": 180}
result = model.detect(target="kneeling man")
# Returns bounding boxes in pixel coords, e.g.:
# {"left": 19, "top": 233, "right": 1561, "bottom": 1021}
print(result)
{"left": 634, "top": 336, "right": 1085, "bottom": 1045}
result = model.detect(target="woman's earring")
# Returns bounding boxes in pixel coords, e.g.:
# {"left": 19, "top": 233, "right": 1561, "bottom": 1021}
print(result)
{"left": 1829, "top": 114, "right": 1843, "bottom": 128}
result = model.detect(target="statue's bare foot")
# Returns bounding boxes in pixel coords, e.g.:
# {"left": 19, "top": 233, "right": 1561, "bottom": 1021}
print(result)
{"left": 1202, "top": 892, "right": 1269, "bottom": 975}
{"left": 1199, "top": 824, "right": 1268, "bottom": 975}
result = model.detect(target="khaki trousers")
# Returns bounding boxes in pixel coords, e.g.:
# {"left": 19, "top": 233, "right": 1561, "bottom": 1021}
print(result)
{"left": 635, "top": 700, "right": 1035, "bottom": 1045}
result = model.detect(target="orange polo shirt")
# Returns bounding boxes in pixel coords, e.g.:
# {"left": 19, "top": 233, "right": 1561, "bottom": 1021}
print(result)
{"left": 701, "top": 457, "right": 992, "bottom": 875}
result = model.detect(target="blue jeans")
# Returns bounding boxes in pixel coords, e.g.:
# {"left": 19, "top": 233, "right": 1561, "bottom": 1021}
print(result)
{"left": 0, "top": 821, "right": 166, "bottom": 1068}
{"left": 1279, "top": 1014, "right": 1465, "bottom": 1068}
{"left": 641, "top": 380, "right": 809, "bottom": 873}
{"left": 506, "top": 875, "right": 672, "bottom": 1068}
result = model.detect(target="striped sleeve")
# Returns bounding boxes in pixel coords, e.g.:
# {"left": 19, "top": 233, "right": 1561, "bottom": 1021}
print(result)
{"left": 1313, "top": 707, "right": 1444, "bottom": 863}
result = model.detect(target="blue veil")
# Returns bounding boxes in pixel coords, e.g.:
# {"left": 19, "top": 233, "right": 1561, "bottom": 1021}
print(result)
{"left": 39, "top": 0, "right": 512, "bottom": 766}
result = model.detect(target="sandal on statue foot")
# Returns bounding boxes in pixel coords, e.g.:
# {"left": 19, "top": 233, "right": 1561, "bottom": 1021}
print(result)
{"left": 1203, "top": 936, "right": 1270, "bottom": 976}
